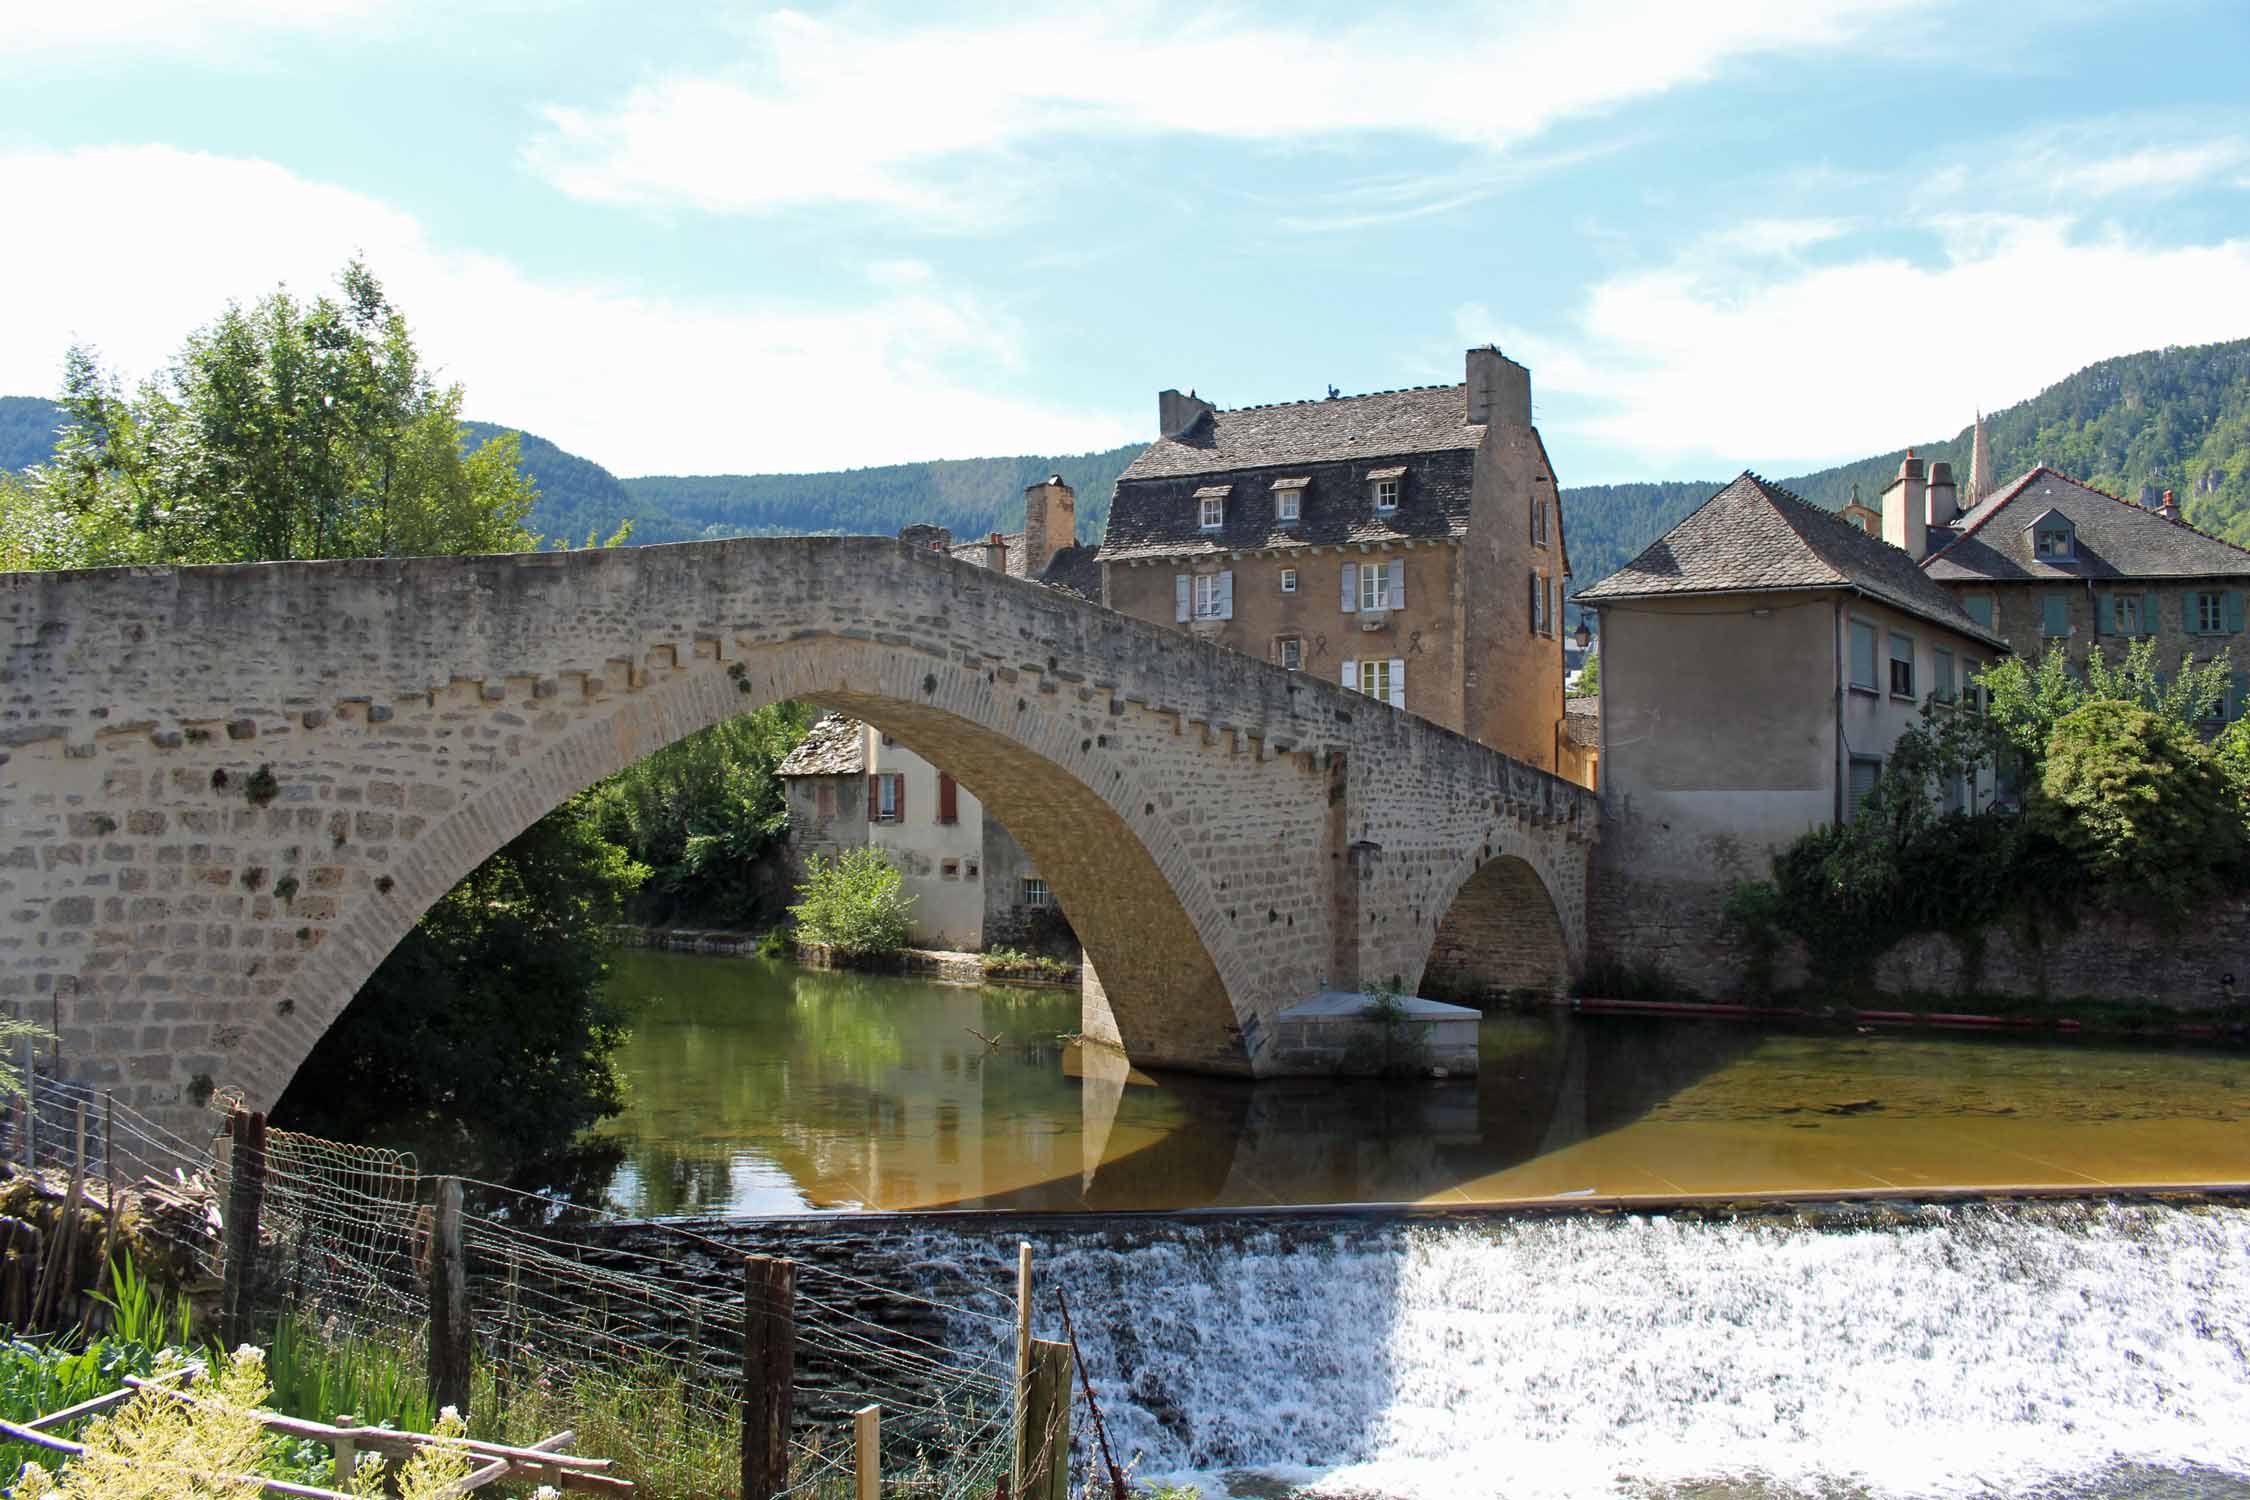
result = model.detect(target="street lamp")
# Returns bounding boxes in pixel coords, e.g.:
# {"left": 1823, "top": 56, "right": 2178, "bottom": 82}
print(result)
{"left": 1573, "top": 618, "right": 1592, "bottom": 651}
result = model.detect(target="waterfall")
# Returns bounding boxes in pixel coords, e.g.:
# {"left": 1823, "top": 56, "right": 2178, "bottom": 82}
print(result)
{"left": 914, "top": 1203, "right": 2250, "bottom": 1499}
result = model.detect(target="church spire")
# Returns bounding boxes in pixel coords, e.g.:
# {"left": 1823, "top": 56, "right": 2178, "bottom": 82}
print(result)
{"left": 1967, "top": 409, "right": 1993, "bottom": 507}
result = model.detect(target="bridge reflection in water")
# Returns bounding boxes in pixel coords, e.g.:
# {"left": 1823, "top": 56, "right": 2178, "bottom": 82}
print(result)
{"left": 582, "top": 951, "right": 2250, "bottom": 1220}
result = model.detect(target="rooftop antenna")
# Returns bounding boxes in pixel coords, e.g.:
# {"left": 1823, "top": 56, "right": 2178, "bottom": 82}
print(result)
{"left": 1326, "top": 384, "right": 1340, "bottom": 400}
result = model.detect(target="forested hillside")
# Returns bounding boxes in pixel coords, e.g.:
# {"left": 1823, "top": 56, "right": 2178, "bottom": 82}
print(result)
{"left": 12, "top": 337, "right": 2250, "bottom": 575}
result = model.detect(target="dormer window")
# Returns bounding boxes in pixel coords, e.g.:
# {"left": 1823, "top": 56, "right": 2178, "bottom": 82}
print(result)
{"left": 1272, "top": 476, "right": 1307, "bottom": 524}
{"left": 1367, "top": 466, "right": 1405, "bottom": 512}
{"left": 2027, "top": 508, "right": 2075, "bottom": 560}
{"left": 1195, "top": 483, "right": 1230, "bottom": 530}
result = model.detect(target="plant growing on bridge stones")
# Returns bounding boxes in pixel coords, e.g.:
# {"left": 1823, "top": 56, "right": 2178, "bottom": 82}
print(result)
{"left": 789, "top": 848, "right": 915, "bottom": 959}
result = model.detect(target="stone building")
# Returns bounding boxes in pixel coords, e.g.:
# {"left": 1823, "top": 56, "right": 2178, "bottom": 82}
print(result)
{"left": 1912, "top": 463, "right": 2250, "bottom": 725}
{"left": 1576, "top": 472, "right": 2008, "bottom": 990}
{"left": 776, "top": 475, "right": 1087, "bottom": 951}
{"left": 1089, "top": 347, "right": 1576, "bottom": 777}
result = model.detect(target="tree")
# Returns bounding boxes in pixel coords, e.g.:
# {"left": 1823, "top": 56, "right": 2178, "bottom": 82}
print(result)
{"left": 1981, "top": 638, "right": 2234, "bottom": 776}
{"left": 2033, "top": 700, "right": 2245, "bottom": 917}
{"left": 21, "top": 261, "right": 533, "bottom": 567}
{"left": 274, "top": 797, "right": 648, "bottom": 1166}
{"left": 789, "top": 849, "right": 915, "bottom": 957}
{"left": 1569, "top": 649, "right": 1599, "bottom": 698}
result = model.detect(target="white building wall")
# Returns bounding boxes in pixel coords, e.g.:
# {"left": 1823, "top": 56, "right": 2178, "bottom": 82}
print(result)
{"left": 866, "top": 727, "right": 992, "bottom": 950}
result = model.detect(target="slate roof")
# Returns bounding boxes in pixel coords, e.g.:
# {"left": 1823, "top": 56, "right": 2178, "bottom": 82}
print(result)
{"left": 776, "top": 712, "right": 865, "bottom": 778}
{"left": 1038, "top": 542, "right": 1103, "bottom": 602}
{"left": 1576, "top": 472, "right": 2007, "bottom": 649}
{"left": 1098, "top": 448, "right": 1478, "bottom": 563}
{"left": 1923, "top": 467, "right": 2250, "bottom": 583}
{"left": 1564, "top": 694, "right": 1601, "bottom": 748}
{"left": 949, "top": 531, "right": 1028, "bottom": 578}
{"left": 1119, "top": 384, "right": 1483, "bottom": 481}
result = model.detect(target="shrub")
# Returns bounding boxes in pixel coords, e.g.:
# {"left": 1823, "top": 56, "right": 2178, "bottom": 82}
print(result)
{"left": 979, "top": 948, "right": 1076, "bottom": 980}
{"left": 788, "top": 848, "right": 914, "bottom": 957}
{"left": 2033, "top": 699, "right": 2246, "bottom": 919}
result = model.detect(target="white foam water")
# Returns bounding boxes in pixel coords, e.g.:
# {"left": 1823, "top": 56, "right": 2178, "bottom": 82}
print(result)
{"left": 926, "top": 1203, "right": 2250, "bottom": 1499}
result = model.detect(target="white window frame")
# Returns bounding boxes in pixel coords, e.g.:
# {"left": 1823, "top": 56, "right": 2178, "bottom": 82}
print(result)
{"left": 875, "top": 772, "right": 902, "bottom": 823}
{"left": 1372, "top": 478, "right": 1400, "bottom": 511}
{"left": 1280, "top": 568, "right": 1298, "bottom": 594}
{"left": 1279, "top": 636, "right": 1302, "bottom": 671}
{"left": 2197, "top": 591, "right": 2225, "bottom": 634}
{"left": 1195, "top": 573, "right": 1224, "bottom": 619}
{"left": 1021, "top": 875, "right": 1050, "bottom": 909}
{"left": 1200, "top": 495, "right": 1225, "bottom": 530}
{"left": 1361, "top": 563, "right": 1391, "bottom": 612}
{"left": 1276, "top": 490, "right": 1300, "bottom": 523}
{"left": 1888, "top": 632, "right": 1915, "bottom": 699}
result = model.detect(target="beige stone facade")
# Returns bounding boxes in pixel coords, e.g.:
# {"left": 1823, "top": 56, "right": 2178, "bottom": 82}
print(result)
{"left": 2, "top": 537, "right": 1596, "bottom": 1139}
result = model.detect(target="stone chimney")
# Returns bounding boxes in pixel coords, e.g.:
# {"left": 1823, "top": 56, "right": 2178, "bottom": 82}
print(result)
{"left": 983, "top": 532, "right": 1009, "bottom": 571}
{"left": 1159, "top": 389, "right": 1215, "bottom": 439}
{"left": 899, "top": 522, "right": 952, "bottom": 554}
{"left": 1881, "top": 451, "right": 1928, "bottom": 559}
{"left": 1926, "top": 460, "right": 1958, "bottom": 528}
{"left": 1023, "top": 473, "right": 1075, "bottom": 571}
{"left": 2158, "top": 488, "right": 2181, "bottom": 522}
{"left": 1465, "top": 345, "right": 1531, "bottom": 428}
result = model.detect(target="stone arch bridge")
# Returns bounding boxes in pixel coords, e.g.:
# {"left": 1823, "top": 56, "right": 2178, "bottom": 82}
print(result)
{"left": 2, "top": 538, "right": 1598, "bottom": 1137}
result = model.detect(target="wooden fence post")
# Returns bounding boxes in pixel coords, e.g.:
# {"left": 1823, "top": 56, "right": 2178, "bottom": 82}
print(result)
{"left": 1011, "top": 1241, "right": 1031, "bottom": 1497}
{"left": 427, "top": 1177, "right": 471, "bottom": 1415}
{"left": 220, "top": 1109, "right": 267, "bottom": 1349}
{"left": 853, "top": 1403, "right": 881, "bottom": 1500}
{"left": 1020, "top": 1339, "right": 1073, "bottom": 1500}
{"left": 741, "top": 1255, "right": 796, "bottom": 1500}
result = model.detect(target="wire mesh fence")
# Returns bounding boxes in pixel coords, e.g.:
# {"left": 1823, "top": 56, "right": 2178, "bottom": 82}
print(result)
{"left": 4, "top": 1076, "right": 1027, "bottom": 1498}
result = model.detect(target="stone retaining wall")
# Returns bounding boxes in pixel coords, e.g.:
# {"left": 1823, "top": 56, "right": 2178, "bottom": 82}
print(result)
{"left": 607, "top": 926, "right": 1080, "bottom": 989}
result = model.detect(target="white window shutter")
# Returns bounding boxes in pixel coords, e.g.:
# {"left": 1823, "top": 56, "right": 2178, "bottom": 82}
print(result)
{"left": 1388, "top": 558, "right": 1405, "bottom": 610}
{"left": 1175, "top": 573, "right": 1190, "bottom": 623}
{"left": 1342, "top": 659, "right": 1359, "bottom": 693}
{"left": 1219, "top": 569, "right": 1234, "bottom": 620}
{"left": 1388, "top": 657, "right": 1406, "bottom": 709}
{"left": 1340, "top": 561, "right": 1358, "bottom": 613}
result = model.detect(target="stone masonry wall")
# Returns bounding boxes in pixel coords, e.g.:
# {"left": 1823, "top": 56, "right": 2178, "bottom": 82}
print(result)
{"left": 2, "top": 538, "right": 1597, "bottom": 1140}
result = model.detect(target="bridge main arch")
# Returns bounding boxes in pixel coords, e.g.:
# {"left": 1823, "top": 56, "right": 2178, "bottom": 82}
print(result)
{"left": 3, "top": 535, "right": 1600, "bottom": 1138}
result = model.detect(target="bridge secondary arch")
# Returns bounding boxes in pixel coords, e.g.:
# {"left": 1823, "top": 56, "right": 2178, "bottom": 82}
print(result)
{"left": 1, "top": 537, "right": 1598, "bottom": 1138}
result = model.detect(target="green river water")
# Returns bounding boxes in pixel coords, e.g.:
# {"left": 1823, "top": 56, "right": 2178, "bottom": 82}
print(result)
{"left": 584, "top": 949, "right": 2250, "bottom": 1217}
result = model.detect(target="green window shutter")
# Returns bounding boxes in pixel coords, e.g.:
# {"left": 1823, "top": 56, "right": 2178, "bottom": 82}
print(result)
{"left": 2096, "top": 595, "right": 2114, "bottom": 636}
{"left": 2143, "top": 592, "right": 2159, "bottom": 636}
{"left": 2184, "top": 592, "right": 2199, "bottom": 634}
{"left": 2043, "top": 594, "right": 2069, "bottom": 637}
{"left": 2235, "top": 672, "right": 2249, "bottom": 721}
{"left": 2227, "top": 590, "right": 2244, "bottom": 634}
{"left": 1964, "top": 594, "right": 1993, "bottom": 628}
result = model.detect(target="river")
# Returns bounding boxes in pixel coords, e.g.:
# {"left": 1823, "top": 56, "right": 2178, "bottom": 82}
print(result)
{"left": 580, "top": 951, "right": 2250, "bottom": 1498}
{"left": 586, "top": 949, "right": 2250, "bottom": 1218}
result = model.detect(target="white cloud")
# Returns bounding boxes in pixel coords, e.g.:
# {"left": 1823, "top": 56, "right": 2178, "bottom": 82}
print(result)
{"left": 1501, "top": 215, "right": 2250, "bottom": 478}
{"left": 0, "top": 146, "right": 1134, "bottom": 477}
{"left": 1703, "top": 217, "right": 1852, "bottom": 258}
{"left": 527, "top": 0, "right": 1934, "bottom": 219}
{"left": 2044, "top": 140, "right": 2249, "bottom": 199}
{"left": 4, "top": 0, "right": 383, "bottom": 59}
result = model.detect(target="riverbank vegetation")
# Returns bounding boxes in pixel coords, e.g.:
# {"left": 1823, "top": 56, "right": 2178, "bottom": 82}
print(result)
{"left": 790, "top": 847, "right": 916, "bottom": 957}
{"left": 1727, "top": 639, "right": 2250, "bottom": 996}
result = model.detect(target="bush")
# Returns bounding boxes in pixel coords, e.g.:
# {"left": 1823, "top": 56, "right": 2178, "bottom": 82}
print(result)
{"left": 789, "top": 848, "right": 914, "bottom": 957}
{"left": 2034, "top": 699, "right": 2246, "bottom": 918}
{"left": 978, "top": 948, "right": 1076, "bottom": 981}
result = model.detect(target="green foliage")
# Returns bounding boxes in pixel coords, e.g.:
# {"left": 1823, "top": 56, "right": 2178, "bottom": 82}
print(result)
{"left": 788, "top": 848, "right": 914, "bottom": 957}
{"left": 263, "top": 1308, "right": 434, "bottom": 1434}
{"left": 978, "top": 948, "right": 1076, "bottom": 980}
{"left": 1569, "top": 648, "right": 1599, "bottom": 698}
{"left": 0, "top": 1338, "right": 163, "bottom": 1479}
{"left": 1346, "top": 985, "right": 1435, "bottom": 1078}
{"left": 11, "top": 261, "right": 533, "bottom": 569}
{"left": 1982, "top": 639, "right": 2236, "bottom": 776}
{"left": 486, "top": 1349, "right": 741, "bottom": 1500}
{"left": 88, "top": 1252, "right": 190, "bottom": 1353}
{"left": 2033, "top": 700, "right": 2247, "bottom": 917}
{"left": 2219, "top": 719, "right": 2250, "bottom": 830}
{"left": 272, "top": 796, "right": 648, "bottom": 1167}
{"left": 580, "top": 704, "right": 813, "bottom": 926}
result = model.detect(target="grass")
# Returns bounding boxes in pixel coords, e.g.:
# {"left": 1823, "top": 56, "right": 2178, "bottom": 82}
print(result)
{"left": 263, "top": 1307, "right": 438, "bottom": 1433}
{"left": 978, "top": 947, "right": 1078, "bottom": 981}
{"left": 482, "top": 1349, "right": 753, "bottom": 1500}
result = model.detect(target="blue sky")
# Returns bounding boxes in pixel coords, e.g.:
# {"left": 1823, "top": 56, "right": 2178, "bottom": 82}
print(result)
{"left": 5, "top": 1, "right": 2249, "bottom": 483}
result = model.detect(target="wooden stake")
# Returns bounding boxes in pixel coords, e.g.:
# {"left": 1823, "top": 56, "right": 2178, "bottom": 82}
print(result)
{"left": 741, "top": 1255, "right": 796, "bottom": 1500}
{"left": 221, "top": 1110, "right": 267, "bottom": 1349}
{"left": 1011, "top": 1241, "right": 1031, "bottom": 1496}
{"left": 1020, "top": 1339, "right": 1074, "bottom": 1500}
{"left": 427, "top": 1177, "right": 471, "bottom": 1416}
{"left": 853, "top": 1403, "right": 881, "bottom": 1500}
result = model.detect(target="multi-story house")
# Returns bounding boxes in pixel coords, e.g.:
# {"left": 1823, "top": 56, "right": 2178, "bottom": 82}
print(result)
{"left": 1904, "top": 461, "right": 2250, "bottom": 725}
{"left": 1089, "top": 347, "right": 1577, "bottom": 778}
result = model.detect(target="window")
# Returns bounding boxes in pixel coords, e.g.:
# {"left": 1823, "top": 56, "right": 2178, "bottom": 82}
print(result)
{"left": 1021, "top": 876, "right": 1050, "bottom": 909}
{"left": 1888, "top": 633, "right": 1914, "bottom": 698}
{"left": 1344, "top": 656, "right": 1407, "bottom": 708}
{"left": 1933, "top": 648, "right": 1955, "bottom": 703}
{"left": 1176, "top": 569, "right": 1234, "bottom": 621}
{"left": 2042, "top": 593, "right": 2071, "bottom": 638}
{"left": 1361, "top": 562, "right": 1390, "bottom": 612}
{"left": 1200, "top": 495, "right": 1225, "bottom": 529}
{"left": 2035, "top": 525, "right": 2074, "bottom": 558}
{"left": 1281, "top": 568, "right": 1298, "bottom": 594}
{"left": 1372, "top": 478, "right": 1400, "bottom": 511}
{"left": 936, "top": 771, "right": 959, "bottom": 825}
{"left": 1277, "top": 636, "right": 1303, "bottom": 671}
{"left": 941, "top": 859, "right": 960, "bottom": 880}
{"left": 1276, "top": 490, "right": 1300, "bottom": 523}
{"left": 1195, "top": 573, "right": 1223, "bottom": 618}
{"left": 2108, "top": 593, "right": 2143, "bottom": 636}
{"left": 815, "top": 782, "right": 835, "bottom": 819}
{"left": 1530, "top": 497, "right": 1549, "bottom": 546}
{"left": 2189, "top": 590, "right": 2243, "bottom": 635}
{"left": 1529, "top": 573, "right": 1554, "bottom": 637}
{"left": 867, "top": 772, "right": 904, "bottom": 823}
{"left": 1848, "top": 619, "right": 1877, "bottom": 690}
{"left": 1963, "top": 594, "right": 1995, "bottom": 629}
{"left": 1849, "top": 756, "right": 1882, "bottom": 813}
{"left": 964, "top": 858, "right": 979, "bottom": 880}
{"left": 1342, "top": 559, "right": 1404, "bottom": 613}
{"left": 1960, "top": 659, "right": 1982, "bottom": 712}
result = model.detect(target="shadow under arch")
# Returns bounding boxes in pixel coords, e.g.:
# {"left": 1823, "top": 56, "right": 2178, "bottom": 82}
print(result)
{"left": 241, "top": 641, "right": 1247, "bottom": 1115}
{"left": 1419, "top": 852, "right": 1571, "bottom": 1005}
